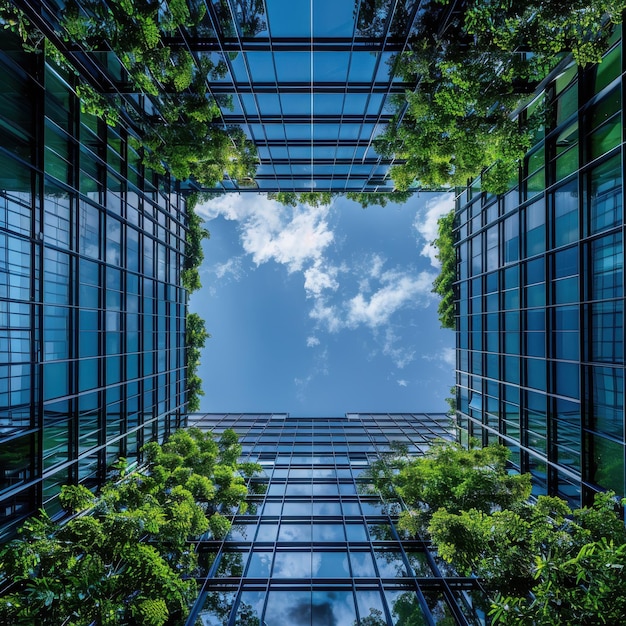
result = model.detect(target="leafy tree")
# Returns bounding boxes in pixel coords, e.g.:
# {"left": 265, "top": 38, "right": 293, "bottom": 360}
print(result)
{"left": 0, "top": 429, "right": 260, "bottom": 625}
{"left": 267, "top": 191, "right": 414, "bottom": 208}
{"left": 185, "top": 312, "right": 210, "bottom": 412}
{"left": 0, "top": 1, "right": 258, "bottom": 187}
{"left": 382, "top": 0, "right": 626, "bottom": 194}
{"left": 465, "top": 0, "right": 626, "bottom": 67}
{"left": 371, "top": 441, "right": 531, "bottom": 537}
{"left": 58, "top": 483, "right": 96, "bottom": 513}
{"left": 370, "top": 440, "right": 626, "bottom": 624}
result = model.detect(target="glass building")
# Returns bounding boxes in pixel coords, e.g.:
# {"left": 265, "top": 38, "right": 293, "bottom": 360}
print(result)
{"left": 454, "top": 31, "right": 625, "bottom": 507}
{"left": 200, "top": 0, "right": 421, "bottom": 193}
{"left": 185, "top": 413, "right": 486, "bottom": 626}
{"left": 0, "top": 29, "right": 188, "bottom": 539}
{"left": 9, "top": 0, "right": 463, "bottom": 195}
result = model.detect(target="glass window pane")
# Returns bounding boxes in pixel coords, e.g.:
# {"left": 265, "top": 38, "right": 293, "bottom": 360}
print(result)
{"left": 311, "top": 551, "right": 350, "bottom": 577}
{"left": 267, "top": 0, "right": 311, "bottom": 37}
{"left": 265, "top": 590, "right": 310, "bottom": 626}
{"left": 273, "top": 552, "right": 311, "bottom": 578}
{"left": 312, "top": 590, "right": 355, "bottom": 626}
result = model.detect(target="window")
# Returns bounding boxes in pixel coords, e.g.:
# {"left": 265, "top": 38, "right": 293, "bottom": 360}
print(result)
{"left": 552, "top": 180, "right": 579, "bottom": 248}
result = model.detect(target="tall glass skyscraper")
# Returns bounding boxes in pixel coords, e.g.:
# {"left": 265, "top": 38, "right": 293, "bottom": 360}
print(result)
{"left": 198, "top": 0, "right": 423, "bottom": 193}
{"left": 9, "top": 0, "right": 460, "bottom": 195}
{"left": 185, "top": 413, "right": 486, "bottom": 626}
{"left": 454, "top": 30, "right": 625, "bottom": 507}
{"left": 0, "top": 29, "right": 188, "bottom": 539}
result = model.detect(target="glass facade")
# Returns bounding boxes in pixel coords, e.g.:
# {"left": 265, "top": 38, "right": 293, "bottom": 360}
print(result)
{"left": 13, "top": 0, "right": 438, "bottom": 194}
{"left": 186, "top": 413, "right": 486, "bottom": 626}
{"left": 0, "top": 32, "right": 188, "bottom": 539}
{"left": 204, "top": 0, "right": 415, "bottom": 193}
{"left": 454, "top": 32, "right": 626, "bottom": 506}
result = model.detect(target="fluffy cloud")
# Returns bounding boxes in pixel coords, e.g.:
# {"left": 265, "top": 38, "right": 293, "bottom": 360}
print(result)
{"left": 196, "top": 194, "right": 333, "bottom": 273}
{"left": 397, "top": 379, "right": 408, "bottom": 387}
{"left": 212, "top": 256, "right": 244, "bottom": 281}
{"left": 383, "top": 327, "right": 416, "bottom": 369}
{"left": 198, "top": 195, "right": 441, "bottom": 380}
{"left": 413, "top": 192, "right": 455, "bottom": 268}
{"left": 440, "top": 346, "right": 456, "bottom": 367}
{"left": 346, "top": 270, "right": 436, "bottom": 329}
{"left": 309, "top": 299, "right": 343, "bottom": 334}
{"left": 303, "top": 262, "right": 339, "bottom": 297}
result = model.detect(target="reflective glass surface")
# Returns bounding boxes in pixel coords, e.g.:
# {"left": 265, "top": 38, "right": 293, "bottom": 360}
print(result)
{"left": 455, "top": 38, "right": 625, "bottom": 508}
{"left": 186, "top": 414, "right": 485, "bottom": 624}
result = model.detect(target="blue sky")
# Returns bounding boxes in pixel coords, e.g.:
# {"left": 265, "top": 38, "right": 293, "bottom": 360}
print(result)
{"left": 189, "top": 193, "right": 455, "bottom": 416}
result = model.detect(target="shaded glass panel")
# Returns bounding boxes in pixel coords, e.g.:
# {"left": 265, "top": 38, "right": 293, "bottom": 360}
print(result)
{"left": 265, "top": 590, "right": 311, "bottom": 626}
{"left": 267, "top": 0, "right": 311, "bottom": 36}
{"left": 235, "top": 591, "right": 265, "bottom": 626}
{"left": 385, "top": 591, "right": 425, "bottom": 626}
{"left": 373, "top": 550, "right": 408, "bottom": 577}
{"left": 587, "top": 366, "right": 624, "bottom": 438}
{"left": 350, "top": 550, "right": 377, "bottom": 577}
{"left": 587, "top": 433, "right": 624, "bottom": 493}
{"left": 197, "top": 591, "right": 237, "bottom": 626}
{"left": 588, "top": 154, "right": 622, "bottom": 234}
{"left": 311, "top": 551, "right": 350, "bottom": 577}
{"left": 355, "top": 590, "right": 386, "bottom": 625}
{"left": 273, "top": 551, "right": 311, "bottom": 577}
{"left": 246, "top": 551, "right": 273, "bottom": 577}
{"left": 312, "top": 590, "right": 355, "bottom": 626}
{"left": 553, "top": 180, "right": 579, "bottom": 247}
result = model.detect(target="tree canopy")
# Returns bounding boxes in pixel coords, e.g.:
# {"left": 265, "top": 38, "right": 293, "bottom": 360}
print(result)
{"left": 367, "top": 440, "right": 626, "bottom": 624}
{"left": 0, "top": 428, "right": 260, "bottom": 626}
{"left": 267, "top": 190, "right": 414, "bottom": 208}
{"left": 380, "top": 0, "right": 626, "bottom": 194}
{"left": 0, "top": 0, "right": 258, "bottom": 187}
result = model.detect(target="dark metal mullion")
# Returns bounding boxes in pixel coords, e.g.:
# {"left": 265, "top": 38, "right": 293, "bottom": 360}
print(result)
{"left": 202, "top": 0, "right": 272, "bottom": 191}
{"left": 208, "top": 82, "right": 412, "bottom": 94}
{"left": 161, "top": 36, "right": 409, "bottom": 52}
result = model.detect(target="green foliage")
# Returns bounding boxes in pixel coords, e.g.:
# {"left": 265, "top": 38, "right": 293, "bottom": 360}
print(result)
{"left": 183, "top": 197, "right": 210, "bottom": 292}
{"left": 0, "top": 2, "right": 259, "bottom": 185}
{"left": 267, "top": 191, "right": 414, "bottom": 208}
{"left": 383, "top": 0, "right": 625, "bottom": 194}
{"left": 371, "top": 439, "right": 626, "bottom": 624}
{"left": 431, "top": 210, "right": 456, "bottom": 329}
{"left": 465, "top": 0, "right": 626, "bottom": 67}
{"left": 0, "top": 429, "right": 259, "bottom": 625}
{"left": 485, "top": 493, "right": 626, "bottom": 623}
{"left": 185, "top": 312, "right": 210, "bottom": 412}
{"left": 58, "top": 484, "right": 96, "bottom": 513}
{"left": 366, "top": 440, "right": 532, "bottom": 537}
{"left": 345, "top": 190, "right": 413, "bottom": 207}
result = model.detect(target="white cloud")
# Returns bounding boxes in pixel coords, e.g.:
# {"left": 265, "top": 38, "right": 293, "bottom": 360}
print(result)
{"left": 441, "top": 346, "right": 456, "bottom": 367}
{"left": 197, "top": 194, "right": 441, "bottom": 377}
{"left": 309, "top": 299, "right": 343, "bottom": 333}
{"left": 413, "top": 192, "right": 455, "bottom": 268}
{"left": 370, "top": 254, "right": 385, "bottom": 278}
{"left": 346, "top": 270, "right": 436, "bottom": 329}
{"left": 196, "top": 194, "right": 334, "bottom": 273}
{"left": 212, "top": 256, "right": 244, "bottom": 281}
{"left": 422, "top": 346, "right": 456, "bottom": 369}
{"left": 303, "top": 262, "right": 339, "bottom": 297}
{"left": 383, "top": 327, "right": 416, "bottom": 369}
{"left": 397, "top": 379, "right": 408, "bottom": 387}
